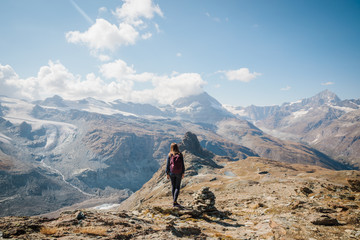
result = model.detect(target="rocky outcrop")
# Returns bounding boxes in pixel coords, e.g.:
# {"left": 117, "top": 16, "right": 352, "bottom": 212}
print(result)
{"left": 348, "top": 179, "right": 360, "bottom": 192}
{"left": 193, "top": 187, "right": 217, "bottom": 213}
{"left": 1, "top": 156, "right": 359, "bottom": 239}
{"left": 200, "top": 138, "right": 258, "bottom": 160}
{"left": 216, "top": 118, "right": 350, "bottom": 170}
{"left": 231, "top": 90, "right": 360, "bottom": 168}
{"left": 311, "top": 215, "right": 340, "bottom": 226}
{"left": 179, "top": 131, "right": 214, "bottom": 159}
{"left": 0, "top": 168, "right": 87, "bottom": 217}
{"left": 0, "top": 93, "right": 357, "bottom": 219}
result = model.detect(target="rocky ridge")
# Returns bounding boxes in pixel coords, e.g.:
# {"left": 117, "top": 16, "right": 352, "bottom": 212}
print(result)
{"left": 0, "top": 91, "right": 357, "bottom": 217}
{"left": 229, "top": 90, "right": 360, "bottom": 168}
{"left": 1, "top": 133, "right": 359, "bottom": 239}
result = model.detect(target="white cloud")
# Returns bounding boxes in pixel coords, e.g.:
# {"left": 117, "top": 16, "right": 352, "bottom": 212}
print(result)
{"left": 114, "top": 0, "right": 163, "bottom": 26}
{"left": 141, "top": 32, "right": 152, "bottom": 39}
{"left": 176, "top": 52, "right": 182, "bottom": 57}
{"left": 0, "top": 64, "right": 22, "bottom": 98}
{"left": 321, "top": 81, "right": 335, "bottom": 86}
{"left": 100, "top": 59, "right": 136, "bottom": 80}
{"left": 280, "top": 86, "right": 291, "bottom": 91}
{"left": 97, "top": 54, "right": 111, "bottom": 62}
{"left": 98, "top": 7, "right": 107, "bottom": 13}
{"left": 129, "top": 72, "right": 205, "bottom": 105}
{"left": 66, "top": 19, "right": 138, "bottom": 52}
{"left": 1, "top": 60, "right": 206, "bottom": 105}
{"left": 99, "top": 60, "right": 206, "bottom": 104}
{"left": 154, "top": 23, "right": 161, "bottom": 33}
{"left": 66, "top": 0, "right": 163, "bottom": 60}
{"left": 224, "top": 68, "right": 261, "bottom": 82}
{"left": 1, "top": 61, "right": 127, "bottom": 101}
{"left": 205, "top": 12, "right": 222, "bottom": 22}
{"left": 1, "top": 61, "right": 77, "bottom": 100}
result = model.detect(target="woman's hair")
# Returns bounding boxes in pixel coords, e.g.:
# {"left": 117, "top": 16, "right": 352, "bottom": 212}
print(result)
{"left": 169, "top": 142, "right": 180, "bottom": 156}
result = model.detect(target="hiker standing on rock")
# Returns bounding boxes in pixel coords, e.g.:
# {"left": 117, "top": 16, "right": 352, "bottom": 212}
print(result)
{"left": 166, "top": 143, "right": 185, "bottom": 207}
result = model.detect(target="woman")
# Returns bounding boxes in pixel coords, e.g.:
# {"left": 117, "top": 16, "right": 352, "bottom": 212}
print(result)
{"left": 166, "top": 143, "right": 185, "bottom": 207}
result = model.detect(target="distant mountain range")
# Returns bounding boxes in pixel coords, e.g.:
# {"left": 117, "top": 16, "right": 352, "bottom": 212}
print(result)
{"left": 0, "top": 89, "right": 358, "bottom": 216}
{"left": 225, "top": 90, "right": 360, "bottom": 168}
{"left": 3, "top": 131, "right": 359, "bottom": 239}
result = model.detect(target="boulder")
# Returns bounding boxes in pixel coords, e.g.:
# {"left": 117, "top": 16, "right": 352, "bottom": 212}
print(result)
{"left": 300, "top": 187, "right": 313, "bottom": 196}
{"left": 311, "top": 215, "right": 339, "bottom": 226}
{"left": 347, "top": 179, "right": 360, "bottom": 192}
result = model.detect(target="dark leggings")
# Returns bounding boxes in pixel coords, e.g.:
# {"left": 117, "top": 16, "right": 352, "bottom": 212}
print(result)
{"left": 170, "top": 174, "right": 182, "bottom": 203}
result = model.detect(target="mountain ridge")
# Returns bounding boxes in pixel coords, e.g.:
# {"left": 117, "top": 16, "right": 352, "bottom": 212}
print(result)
{"left": 0, "top": 90, "right": 358, "bottom": 217}
{"left": 226, "top": 90, "right": 360, "bottom": 168}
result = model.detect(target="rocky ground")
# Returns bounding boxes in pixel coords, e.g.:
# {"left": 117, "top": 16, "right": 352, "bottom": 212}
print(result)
{"left": 1, "top": 133, "right": 360, "bottom": 239}
{"left": 0, "top": 156, "right": 359, "bottom": 239}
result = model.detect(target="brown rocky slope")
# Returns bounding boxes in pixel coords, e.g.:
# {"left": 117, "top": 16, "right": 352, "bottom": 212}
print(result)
{"left": 0, "top": 132, "right": 359, "bottom": 239}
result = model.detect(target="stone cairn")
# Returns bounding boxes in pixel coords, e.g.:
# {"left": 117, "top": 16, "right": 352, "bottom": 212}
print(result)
{"left": 193, "top": 187, "right": 217, "bottom": 213}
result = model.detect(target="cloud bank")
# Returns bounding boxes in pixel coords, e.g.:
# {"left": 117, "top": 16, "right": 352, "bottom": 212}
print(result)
{"left": 0, "top": 60, "right": 205, "bottom": 105}
{"left": 224, "top": 68, "right": 261, "bottom": 82}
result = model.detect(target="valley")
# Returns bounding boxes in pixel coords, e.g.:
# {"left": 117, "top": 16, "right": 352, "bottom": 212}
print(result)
{"left": 0, "top": 90, "right": 359, "bottom": 219}
{"left": 0, "top": 132, "right": 359, "bottom": 239}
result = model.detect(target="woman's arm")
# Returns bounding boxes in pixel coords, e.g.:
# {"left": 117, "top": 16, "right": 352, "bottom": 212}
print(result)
{"left": 181, "top": 153, "right": 185, "bottom": 174}
{"left": 166, "top": 155, "right": 170, "bottom": 175}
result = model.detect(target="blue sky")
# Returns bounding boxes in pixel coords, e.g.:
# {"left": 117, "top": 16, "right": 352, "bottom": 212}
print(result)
{"left": 0, "top": 0, "right": 359, "bottom": 106}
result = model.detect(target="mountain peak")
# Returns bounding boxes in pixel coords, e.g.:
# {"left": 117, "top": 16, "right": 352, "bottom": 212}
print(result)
{"left": 172, "top": 92, "right": 234, "bottom": 124}
{"left": 40, "top": 95, "right": 68, "bottom": 107}
{"left": 179, "top": 132, "right": 214, "bottom": 159}
{"left": 310, "top": 90, "right": 341, "bottom": 105}
{"left": 172, "top": 92, "right": 221, "bottom": 108}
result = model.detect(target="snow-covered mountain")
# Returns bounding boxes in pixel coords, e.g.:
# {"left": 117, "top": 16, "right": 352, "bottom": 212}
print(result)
{"left": 0, "top": 90, "right": 356, "bottom": 216}
{"left": 226, "top": 90, "right": 359, "bottom": 122}
{"left": 33, "top": 95, "right": 169, "bottom": 118}
{"left": 172, "top": 92, "right": 235, "bottom": 124}
{"left": 225, "top": 90, "right": 360, "bottom": 167}
{"left": 0, "top": 93, "right": 251, "bottom": 216}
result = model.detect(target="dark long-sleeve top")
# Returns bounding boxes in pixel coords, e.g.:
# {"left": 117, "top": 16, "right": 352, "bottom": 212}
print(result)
{"left": 166, "top": 153, "right": 185, "bottom": 175}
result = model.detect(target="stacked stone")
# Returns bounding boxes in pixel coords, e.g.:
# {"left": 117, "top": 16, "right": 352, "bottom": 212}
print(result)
{"left": 193, "top": 187, "right": 217, "bottom": 213}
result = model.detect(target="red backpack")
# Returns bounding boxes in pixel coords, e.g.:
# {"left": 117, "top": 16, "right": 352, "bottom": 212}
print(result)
{"left": 170, "top": 154, "right": 183, "bottom": 174}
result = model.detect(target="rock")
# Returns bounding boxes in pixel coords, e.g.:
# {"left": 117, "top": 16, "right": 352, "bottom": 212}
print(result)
{"left": 314, "top": 207, "right": 336, "bottom": 214}
{"left": 344, "top": 204, "right": 359, "bottom": 209}
{"left": 193, "top": 187, "right": 217, "bottom": 213}
{"left": 331, "top": 204, "right": 349, "bottom": 212}
{"left": 347, "top": 195, "right": 356, "bottom": 201}
{"left": 258, "top": 171, "right": 269, "bottom": 175}
{"left": 269, "top": 219, "right": 287, "bottom": 236}
{"left": 291, "top": 200, "right": 306, "bottom": 210}
{"left": 179, "top": 132, "right": 214, "bottom": 159}
{"left": 250, "top": 202, "right": 265, "bottom": 209}
{"left": 76, "top": 211, "right": 85, "bottom": 220}
{"left": 209, "top": 177, "right": 217, "bottom": 182}
{"left": 347, "top": 179, "right": 360, "bottom": 192}
{"left": 311, "top": 215, "right": 340, "bottom": 226}
{"left": 300, "top": 187, "right": 313, "bottom": 196}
